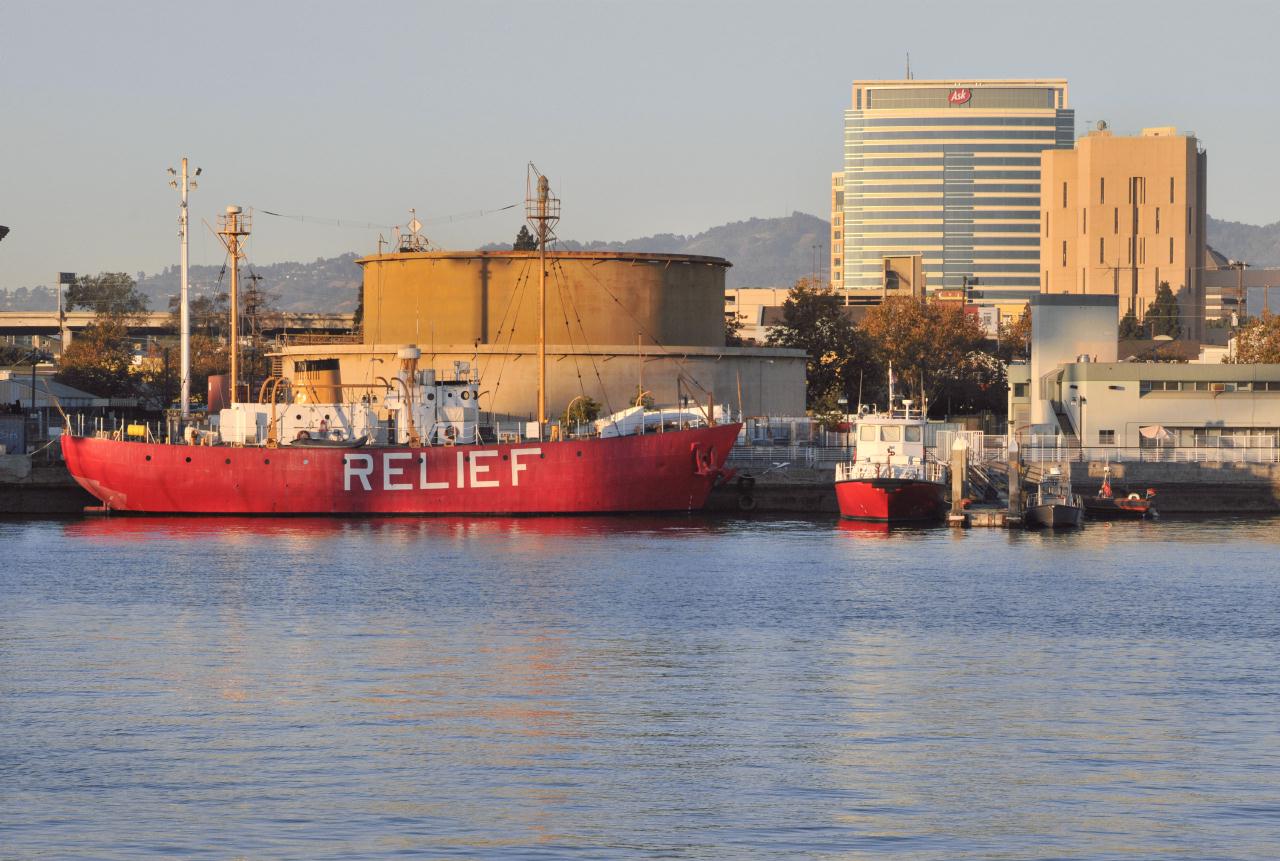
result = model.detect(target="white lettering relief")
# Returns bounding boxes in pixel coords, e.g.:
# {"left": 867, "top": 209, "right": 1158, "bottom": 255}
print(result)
{"left": 344, "top": 453, "right": 374, "bottom": 491}
{"left": 383, "top": 452, "right": 414, "bottom": 491}
{"left": 456, "top": 452, "right": 466, "bottom": 489}
{"left": 509, "top": 447, "right": 541, "bottom": 486}
{"left": 469, "top": 450, "right": 499, "bottom": 488}
{"left": 420, "top": 453, "right": 449, "bottom": 490}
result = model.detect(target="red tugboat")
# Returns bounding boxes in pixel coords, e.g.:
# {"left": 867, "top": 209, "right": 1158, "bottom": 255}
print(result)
{"left": 834, "top": 399, "right": 947, "bottom": 523}
{"left": 1082, "top": 465, "right": 1157, "bottom": 520}
{"left": 61, "top": 170, "right": 739, "bottom": 516}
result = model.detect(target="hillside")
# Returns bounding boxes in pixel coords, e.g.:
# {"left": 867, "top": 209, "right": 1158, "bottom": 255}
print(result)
{"left": 3, "top": 211, "right": 1274, "bottom": 313}
{"left": 1206, "top": 216, "right": 1280, "bottom": 267}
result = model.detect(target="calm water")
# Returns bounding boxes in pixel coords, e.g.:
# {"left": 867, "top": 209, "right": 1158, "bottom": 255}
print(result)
{"left": 2, "top": 515, "right": 1279, "bottom": 860}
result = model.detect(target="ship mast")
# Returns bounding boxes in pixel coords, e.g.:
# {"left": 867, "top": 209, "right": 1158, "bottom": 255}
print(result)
{"left": 168, "top": 158, "right": 199, "bottom": 418}
{"left": 216, "top": 205, "right": 251, "bottom": 404}
{"left": 525, "top": 165, "right": 560, "bottom": 435}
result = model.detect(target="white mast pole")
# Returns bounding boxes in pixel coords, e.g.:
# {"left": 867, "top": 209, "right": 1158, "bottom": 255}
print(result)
{"left": 177, "top": 157, "right": 194, "bottom": 418}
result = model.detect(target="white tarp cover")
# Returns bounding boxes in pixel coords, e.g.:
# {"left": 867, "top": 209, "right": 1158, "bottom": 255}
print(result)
{"left": 1139, "top": 425, "right": 1172, "bottom": 440}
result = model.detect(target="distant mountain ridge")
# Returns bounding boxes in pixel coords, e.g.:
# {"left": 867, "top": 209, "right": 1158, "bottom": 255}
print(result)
{"left": 3, "top": 212, "right": 1277, "bottom": 312}
{"left": 1206, "top": 216, "right": 1280, "bottom": 268}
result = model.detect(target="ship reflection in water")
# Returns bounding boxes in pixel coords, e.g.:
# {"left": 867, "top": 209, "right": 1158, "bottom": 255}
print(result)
{"left": 4, "top": 516, "right": 1280, "bottom": 859}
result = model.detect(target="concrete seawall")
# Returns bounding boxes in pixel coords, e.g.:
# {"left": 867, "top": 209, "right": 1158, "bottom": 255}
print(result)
{"left": 0, "top": 455, "right": 96, "bottom": 515}
{"left": 1071, "top": 461, "right": 1280, "bottom": 513}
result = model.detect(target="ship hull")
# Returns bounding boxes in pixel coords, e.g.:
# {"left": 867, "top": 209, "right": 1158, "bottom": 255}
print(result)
{"left": 1025, "top": 503, "right": 1084, "bottom": 529}
{"left": 834, "top": 477, "right": 946, "bottom": 523}
{"left": 1082, "top": 496, "right": 1154, "bottom": 520}
{"left": 61, "top": 424, "right": 740, "bottom": 515}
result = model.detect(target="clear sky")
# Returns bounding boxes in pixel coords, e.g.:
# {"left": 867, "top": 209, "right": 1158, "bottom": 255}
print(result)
{"left": 2, "top": 0, "right": 1277, "bottom": 291}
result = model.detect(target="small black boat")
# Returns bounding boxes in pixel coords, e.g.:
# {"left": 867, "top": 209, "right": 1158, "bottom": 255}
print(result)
{"left": 1025, "top": 468, "right": 1084, "bottom": 529}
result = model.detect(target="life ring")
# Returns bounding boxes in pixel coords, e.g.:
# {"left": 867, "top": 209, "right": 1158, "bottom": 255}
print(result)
{"left": 1127, "top": 493, "right": 1141, "bottom": 501}
{"left": 738, "top": 494, "right": 757, "bottom": 512}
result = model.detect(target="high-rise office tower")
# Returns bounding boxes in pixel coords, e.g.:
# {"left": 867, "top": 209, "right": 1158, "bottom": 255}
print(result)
{"left": 838, "top": 79, "right": 1073, "bottom": 310}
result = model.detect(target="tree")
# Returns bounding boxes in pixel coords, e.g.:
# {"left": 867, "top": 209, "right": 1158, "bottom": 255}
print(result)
{"left": 1230, "top": 313, "right": 1280, "bottom": 363}
{"left": 766, "top": 277, "right": 873, "bottom": 410}
{"left": 513, "top": 225, "right": 538, "bottom": 251}
{"left": 65, "top": 272, "right": 148, "bottom": 317}
{"left": 724, "top": 311, "right": 747, "bottom": 346}
{"left": 562, "top": 395, "right": 602, "bottom": 427}
{"left": 1148, "top": 281, "right": 1181, "bottom": 339}
{"left": 1119, "top": 308, "right": 1145, "bottom": 339}
{"left": 858, "top": 297, "right": 986, "bottom": 410}
{"left": 997, "top": 303, "right": 1031, "bottom": 361}
{"left": 55, "top": 318, "right": 140, "bottom": 399}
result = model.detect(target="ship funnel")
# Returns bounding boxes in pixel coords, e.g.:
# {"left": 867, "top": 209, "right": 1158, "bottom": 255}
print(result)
{"left": 293, "top": 358, "right": 342, "bottom": 404}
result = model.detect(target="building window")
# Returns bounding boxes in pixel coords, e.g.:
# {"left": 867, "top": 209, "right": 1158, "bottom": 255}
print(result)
{"left": 1188, "top": 208, "right": 1192, "bottom": 234}
{"left": 1100, "top": 237, "right": 1105, "bottom": 264}
{"left": 1155, "top": 207, "right": 1160, "bottom": 234}
{"left": 1127, "top": 237, "right": 1133, "bottom": 264}
{"left": 1170, "top": 237, "right": 1174, "bottom": 264}
{"left": 1063, "top": 182, "right": 1067, "bottom": 208}
{"left": 1170, "top": 176, "right": 1175, "bottom": 203}
{"left": 1099, "top": 429, "right": 1116, "bottom": 445}
{"left": 1082, "top": 208, "right": 1087, "bottom": 233}
{"left": 834, "top": 231, "right": 841, "bottom": 240}
{"left": 1100, "top": 177, "right": 1105, "bottom": 204}
{"left": 1013, "top": 383, "right": 1028, "bottom": 398}
{"left": 1114, "top": 207, "right": 1119, "bottom": 233}
{"left": 1062, "top": 240, "right": 1067, "bottom": 267}
{"left": 1044, "top": 212, "right": 1049, "bottom": 237}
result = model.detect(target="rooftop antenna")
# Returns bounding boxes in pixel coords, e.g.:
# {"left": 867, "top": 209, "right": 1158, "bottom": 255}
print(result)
{"left": 216, "top": 205, "right": 250, "bottom": 403}
{"left": 398, "top": 209, "right": 428, "bottom": 252}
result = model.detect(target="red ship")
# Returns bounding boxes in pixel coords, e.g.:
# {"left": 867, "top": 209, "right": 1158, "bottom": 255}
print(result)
{"left": 62, "top": 421, "right": 739, "bottom": 516}
{"left": 60, "top": 169, "right": 739, "bottom": 516}
{"left": 834, "top": 400, "right": 947, "bottom": 523}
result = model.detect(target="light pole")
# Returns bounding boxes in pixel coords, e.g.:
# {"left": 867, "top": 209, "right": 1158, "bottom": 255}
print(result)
{"left": 57, "top": 272, "right": 75, "bottom": 353}
{"left": 169, "top": 159, "right": 201, "bottom": 418}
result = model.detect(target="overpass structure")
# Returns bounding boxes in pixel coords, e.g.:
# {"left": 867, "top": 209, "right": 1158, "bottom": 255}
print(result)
{"left": 0, "top": 311, "right": 356, "bottom": 343}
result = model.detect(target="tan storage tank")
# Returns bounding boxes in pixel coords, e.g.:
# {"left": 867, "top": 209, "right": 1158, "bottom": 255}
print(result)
{"left": 359, "top": 250, "right": 731, "bottom": 349}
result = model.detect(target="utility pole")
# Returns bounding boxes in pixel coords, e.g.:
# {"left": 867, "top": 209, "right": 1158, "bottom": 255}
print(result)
{"left": 216, "top": 206, "right": 250, "bottom": 404}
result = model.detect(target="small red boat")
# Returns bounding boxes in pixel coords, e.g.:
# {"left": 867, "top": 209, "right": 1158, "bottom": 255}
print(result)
{"left": 1082, "top": 467, "right": 1157, "bottom": 520}
{"left": 834, "top": 399, "right": 947, "bottom": 523}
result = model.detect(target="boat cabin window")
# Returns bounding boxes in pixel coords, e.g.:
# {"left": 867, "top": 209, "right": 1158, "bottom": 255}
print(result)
{"left": 860, "top": 426, "right": 876, "bottom": 442}
{"left": 905, "top": 425, "right": 922, "bottom": 442}
{"left": 881, "top": 425, "right": 901, "bottom": 442}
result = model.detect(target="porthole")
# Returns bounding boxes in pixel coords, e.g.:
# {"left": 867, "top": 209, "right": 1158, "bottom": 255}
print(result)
{"left": 264, "top": 459, "right": 270, "bottom": 465}
{"left": 295, "top": 414, "right": 302, "bottom": 420}
{"left": 427, "top": 393, "right": 435, "bottom": 401}
{"left": 576, "top": 451, "right": 582, "bottom": 457}
{"left": 225, "top": 458, "right": 231, "bottom": 465}
{"left": 185, "top": 456, "right": 191, "bottom": 463}
{"left": 461, "top": 390, "right": 470, "bottom": 400}
{"left": 145, "top": 455, "right": 152, "bottom": 462}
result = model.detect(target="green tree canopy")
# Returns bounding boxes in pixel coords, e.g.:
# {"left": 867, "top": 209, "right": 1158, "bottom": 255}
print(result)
{"left": 54, "top": 318, "right": 140, "bottom": 399}
{"left": 1119, "top": 308, "right": 1145, "bottom": 339}
{"left": 766, "top": 277, "right": 873, "bottom": 410}
{"left": 1148, "top": 281, "right": 1181, "bottom": 339}
{"left": 513, "top": 225, "right": 538, "bottom": 251}
{"left": 66, "top": 272, "right": 148, "bottom": 317}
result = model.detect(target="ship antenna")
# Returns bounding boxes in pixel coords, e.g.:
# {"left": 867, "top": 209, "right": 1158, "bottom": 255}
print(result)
{"left": 216, "top": 205, "right": 251, "bottom": 404}
{"left": 526, "top": 163, "right": 560, "bottom": 438}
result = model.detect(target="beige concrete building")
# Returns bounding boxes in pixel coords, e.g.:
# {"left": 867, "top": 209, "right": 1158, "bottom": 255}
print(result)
{"left": 830, "top": 172, "right": 844, "bottom": 289}
{"left": 276, "top": 249, "right": 807, "bottom": 419}
{"left": 1040, "top": 126, "right": 1207, "bottom": 339}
